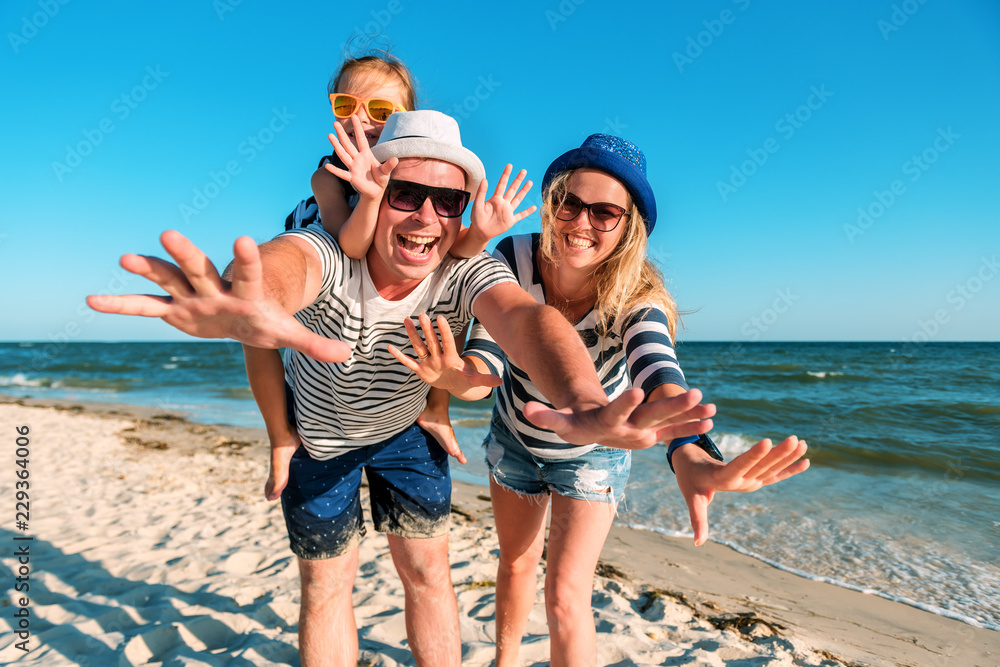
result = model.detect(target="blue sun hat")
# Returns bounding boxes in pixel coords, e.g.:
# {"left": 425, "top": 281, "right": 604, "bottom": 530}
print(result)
{"left": 541, "top": 134, "right": 657, "bottom": 234}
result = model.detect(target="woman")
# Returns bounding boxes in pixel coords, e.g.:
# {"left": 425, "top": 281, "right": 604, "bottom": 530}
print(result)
{"left": 400, "top": 134, "right": 810, "bottom": 667}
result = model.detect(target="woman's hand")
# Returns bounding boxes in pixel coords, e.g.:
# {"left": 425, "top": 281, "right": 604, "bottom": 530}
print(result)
{"left": 388, "top": 314, "right": 502, "bottom": 399}
{"left": 673, "top": 436, "right": 810, "bottom": 546}
{"left": 324, "top": 115, "right": 398, "bottom": 201}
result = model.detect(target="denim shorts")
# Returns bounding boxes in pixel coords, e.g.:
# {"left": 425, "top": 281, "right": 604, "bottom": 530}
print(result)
{"left": 280, "top": 424, "right": 451, "bottom": 560}
{"left": 483, "top": 411, "right": 631, "bottom": 504}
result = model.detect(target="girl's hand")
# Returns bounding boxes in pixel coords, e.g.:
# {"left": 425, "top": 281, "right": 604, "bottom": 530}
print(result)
{"left": 673, "top": 436, "right": 810, "bottom": 546}
{"left": 469, "top": 164, "right": 537, "bottom": 243}
{"left": 388, "top": 314, "right": 502, "bottom": 396}
{"left": 324, "top": 115, "right": 398, "bottom": 201}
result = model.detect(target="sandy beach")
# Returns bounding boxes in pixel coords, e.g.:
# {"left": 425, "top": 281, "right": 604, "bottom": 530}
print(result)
{"left": 0, "top": 397, "right": 996, "bottom": 666}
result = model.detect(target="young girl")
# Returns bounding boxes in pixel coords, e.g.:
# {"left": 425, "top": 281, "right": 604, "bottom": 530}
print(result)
{"left": 248, "top": 52, "right": 532, "bottom": 500}
{"left": 396, "top": 134, "right": 810, "bottom": 666}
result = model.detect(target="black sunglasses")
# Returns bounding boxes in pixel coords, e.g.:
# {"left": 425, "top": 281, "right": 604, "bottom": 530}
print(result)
{"left": 554, "top": 191, "right": 628, "bottom": 232}
{"left": 386, "top": 179, "right": 471, "bottom": 219}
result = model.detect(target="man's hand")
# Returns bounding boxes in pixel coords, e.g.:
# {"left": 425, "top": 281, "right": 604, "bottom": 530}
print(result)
{"left": 325, "top": 115, "right": 398, "bottom": 201}
{"left": 523, "top": 388, "right": 716, "bottom": 450}
{"left": 673, "top": 436, "right": 810, "bottom": 546}
{"left": 468, "top": 164, "right": 537, "bottom": 244}
{"left": 87, "top": 230, "right": 350, "bottom": 363}
{"left": 388, "top": 314, "right": 501, "bottom": 400}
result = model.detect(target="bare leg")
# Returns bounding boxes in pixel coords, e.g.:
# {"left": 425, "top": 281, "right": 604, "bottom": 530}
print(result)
{"left": 296, "top": 549, "right": 360, "bottom": 667}
{"left": 386, "top": 534, "right": 461, "bottom": 667}
{"left": 544, "top": 492, "right": 617, "bottom": 667}
{"left": 490, "top": 479, "right": 549, "bottom": 667}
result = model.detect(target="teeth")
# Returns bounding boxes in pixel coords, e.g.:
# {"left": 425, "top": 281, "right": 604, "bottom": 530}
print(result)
{"left": 401, "top": 234, "right": 435, "bottom": 244}
{"left": 566, "top": 234, "right": 595, "bottom": 249}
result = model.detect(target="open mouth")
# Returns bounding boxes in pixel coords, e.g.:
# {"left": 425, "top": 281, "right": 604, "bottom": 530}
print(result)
{"left": 565, "top": 233, "right": 596, "bottom": 250}
{"left": 397, "top": 233, "right": 438, "bottom": 258}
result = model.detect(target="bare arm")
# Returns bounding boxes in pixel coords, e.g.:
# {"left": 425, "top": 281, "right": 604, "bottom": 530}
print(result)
{"left": 310, "top": 167, "right": 352, "bottom": 236}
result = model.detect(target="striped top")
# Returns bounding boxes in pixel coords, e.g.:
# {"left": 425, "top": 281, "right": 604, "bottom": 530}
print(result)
{"left": 280, "top": 225, "right": 515, "bottom": 459}
{"left": 465, "top": 234, "right": 687, "bottom": 459}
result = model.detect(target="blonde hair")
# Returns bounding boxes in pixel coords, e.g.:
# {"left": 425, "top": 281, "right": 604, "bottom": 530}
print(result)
{"left": 330, "top": 52, "right": 418, "bottom": 111}
{"left": 539, "top": 170, "right": 679, "bottom": 340}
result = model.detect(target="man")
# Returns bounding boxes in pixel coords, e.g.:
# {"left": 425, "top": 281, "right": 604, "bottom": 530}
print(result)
{"left": 88, "top": 111, "right": 715, "bottom": 667}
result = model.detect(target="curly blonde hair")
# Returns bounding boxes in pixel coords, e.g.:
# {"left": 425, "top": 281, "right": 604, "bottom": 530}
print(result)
{"left": 538, "top": 170, "right": 679, "bottom": 340}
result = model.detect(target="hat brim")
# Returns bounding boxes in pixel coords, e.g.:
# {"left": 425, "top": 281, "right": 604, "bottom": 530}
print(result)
{"left": 542, "top": 148, "right": 657, "bottom": 232}
{"left": 372, "top": 138, "right": 485, "bottom": 193}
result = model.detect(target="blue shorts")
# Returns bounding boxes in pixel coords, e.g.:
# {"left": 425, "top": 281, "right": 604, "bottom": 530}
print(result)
{"left": 483, "top": 411, "right": 631, "bottom": 504}
{"left": 281, "top": 424, "right": 451, "bottom": 560}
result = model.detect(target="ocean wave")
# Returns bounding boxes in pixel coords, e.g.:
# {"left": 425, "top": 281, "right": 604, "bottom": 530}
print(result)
{"left": 0, "top": 373, "right": 45, "bottom": 388}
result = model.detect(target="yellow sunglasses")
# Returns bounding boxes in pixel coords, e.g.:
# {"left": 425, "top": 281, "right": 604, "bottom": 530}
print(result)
{"left": 328, "top": 93, "right": 405, "bottom": 123}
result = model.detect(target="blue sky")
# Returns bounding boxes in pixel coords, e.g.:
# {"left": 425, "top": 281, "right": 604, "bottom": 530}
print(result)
{"left": 2, "top": 0, "right": 998, "bottom": 342}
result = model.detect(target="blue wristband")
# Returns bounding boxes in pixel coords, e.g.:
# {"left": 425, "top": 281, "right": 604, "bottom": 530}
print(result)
{"left": 666, "top": 434, "right": 724, "bottom": 473}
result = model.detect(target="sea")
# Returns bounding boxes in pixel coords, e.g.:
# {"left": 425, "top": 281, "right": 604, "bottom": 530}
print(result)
{"left": 2, "top": 341, "right": 998, "bottom": 631}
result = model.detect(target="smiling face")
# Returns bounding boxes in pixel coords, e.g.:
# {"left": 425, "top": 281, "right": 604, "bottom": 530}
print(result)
{"left": 335, "top": 71, "right": 409, "bottom": 148}
{"left": 549, "top": 168, "right": 632, "bottom": 274}
{"left": 366, "top": 158, "right": 467, "bottom": 299}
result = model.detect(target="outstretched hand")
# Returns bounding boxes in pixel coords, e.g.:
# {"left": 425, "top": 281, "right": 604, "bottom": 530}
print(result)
{"left": 673, "top": 436, "right": 810, "bottom": 546}
{"left": 325, "top": 115, "right": 398, "bottom": 200}
{"left": 387, "top": 313, "right": 502, "bottom": 398}
{"left": 523, "top": 388, "right": 716, "bottom": 451}
{"left": 87, "top": 230, "right": 350, "bottom": 363}
{"left": 469, "top": 164, "right": 537, "bottom": 243}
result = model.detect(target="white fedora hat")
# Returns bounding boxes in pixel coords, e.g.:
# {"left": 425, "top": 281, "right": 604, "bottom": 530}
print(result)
{"left": 370, "top": 110, "right": 485, "bottom": 192}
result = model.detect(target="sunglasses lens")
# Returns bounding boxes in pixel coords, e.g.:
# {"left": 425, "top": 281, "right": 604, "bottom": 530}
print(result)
{"left": 590, "top": 204, "right": 626, "bottom": 229}
{"left": 332, "top": 95, "right": 360, "bottom": 118}
{"left": 388, "top": 183, "right": 423, "bottom": 211}
{"left": 555, "top": 193, "right": 584, "bottom": 221}
{"left": 432, "top": 190, "right": 470, "bottom": 218}
{"left": 366, "top": 99, "right": 396, "bottom": 122}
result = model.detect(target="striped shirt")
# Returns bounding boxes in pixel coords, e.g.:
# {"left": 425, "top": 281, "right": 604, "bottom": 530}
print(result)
{"left": 280, "top": 225, "right": 515, "bottom": 459}
{"left": 465, "top": 234, "right": 687, "bottom": 459}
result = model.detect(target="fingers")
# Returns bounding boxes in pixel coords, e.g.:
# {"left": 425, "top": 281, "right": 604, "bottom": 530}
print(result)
{"left": 493, "top": 163, "right": 513, "bottom": 199}
{"left": 472, "top": 177, "right": 489, "bottom": 211}
{"left": 403, "top": 317, "right": 430, "bottom": 359}
{"left": 350, "top": 115, "right": 370, "bottom": 151}
{"left": 762, "top": 457, "right": 810, "bottom": 485}
{"left": 522, "top": 401, "right": 572, "bottom": 432}
{"left": 376, "top": 156, "right": 399, "bottom": 180}
{"left": 686, "top": 493, "right": 711, "bottom": 547}
{"left": 324, "top": 160, "right": 351, "bottom": 181}
{"left": 436, "top": 315, "right": 459, "bottom": 358}
{"left": 388, "top": 344, "right": 423, "bottom": 374}
{"left": 654, "top": 417, "right": 713, "bottom": 443}
{"left": 330, "top": 122, "right": 357, "bottom": 163}
{"left": 87, "top": 294, "right": 173, "bottom": 317}
{"left": 423, "top": 427, "right": 467, "bottom": 464}
{"left": 418, "top": 313, "right": 442, "bottom": 358}
{"left": 229, "top": 236, "right": 264, "bottom": 301}
{"left": 159, "top": 230, "right": 223, "bottom": 296}
{"left": 284, "top": 327, "right": 352, "bottom": 364}
{"left": 599, "top": 388, "right": 645, "bottom": 427}
{"left": 119, "top": 253, "right": 193, "bottom": 299}
{"left": 512, "top": 204, "right": 538, "bottom": 224}
{"left": 504, "top": 166, "right": 524, "bottom": 200}
{"left": 630, "top": 388, "right": 705, "bottom": 430}
{"left": 751, "top": 436, "right": 805, "bottom": 480}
